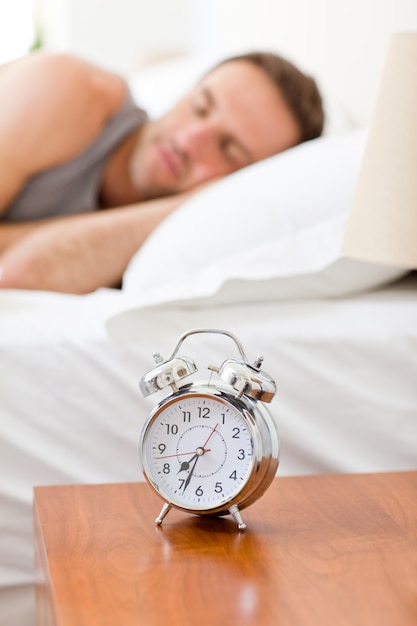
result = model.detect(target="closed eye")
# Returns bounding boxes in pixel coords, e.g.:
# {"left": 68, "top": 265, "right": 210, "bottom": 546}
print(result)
{"left": 193, "top": 84, "right": 253, "bottom": 167}
{"left": 192, "top": 86, "right": 211, "bottom": 117}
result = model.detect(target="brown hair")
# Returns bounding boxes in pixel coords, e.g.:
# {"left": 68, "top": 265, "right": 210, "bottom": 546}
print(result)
{"left": 219, "top": 51, "right": 325, "bottom": 143}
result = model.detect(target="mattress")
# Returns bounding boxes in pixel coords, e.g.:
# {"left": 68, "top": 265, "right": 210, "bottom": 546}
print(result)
{"left": 1, "top": 275, "right": 417, "bottom": 625}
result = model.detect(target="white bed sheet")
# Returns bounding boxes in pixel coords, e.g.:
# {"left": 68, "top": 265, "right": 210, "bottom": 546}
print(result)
{"left": 1, "top": 276, "right": 417, "bottom": 625}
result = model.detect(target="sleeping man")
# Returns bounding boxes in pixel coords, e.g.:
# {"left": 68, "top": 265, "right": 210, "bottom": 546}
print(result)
{"left": 0, "top": 50, "right": 324, "bottom": 293}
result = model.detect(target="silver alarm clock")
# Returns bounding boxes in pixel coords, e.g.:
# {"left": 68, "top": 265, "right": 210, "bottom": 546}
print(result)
{"left": 139, "top": 329, "right": 279, "bottom": 530}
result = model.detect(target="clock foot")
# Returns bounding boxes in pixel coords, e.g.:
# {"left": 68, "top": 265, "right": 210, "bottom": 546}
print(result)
{"left": 229, "top": 504, "right": 247, "bottom": 531}
{"left": 155, "top": 502, "right": 172, "bottom": 525}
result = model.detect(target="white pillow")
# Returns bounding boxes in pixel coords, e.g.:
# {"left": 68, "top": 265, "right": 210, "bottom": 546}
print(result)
{"left": 121, "top": 130, "right": 406, "bottom": 307}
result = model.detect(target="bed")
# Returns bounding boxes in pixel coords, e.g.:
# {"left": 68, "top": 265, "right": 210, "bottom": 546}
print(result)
{"left": 1, "top": 2, "right": 417, "bottom": 625}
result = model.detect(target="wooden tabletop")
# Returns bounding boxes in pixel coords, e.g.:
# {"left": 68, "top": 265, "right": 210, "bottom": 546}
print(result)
{"left": 34, "top": 471, "right": 417, "bottom": 626}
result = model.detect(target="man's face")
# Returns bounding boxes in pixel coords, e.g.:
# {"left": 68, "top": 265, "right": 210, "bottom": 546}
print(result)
{"left": 129, "top": 60, "right": 301, "bottom": 199}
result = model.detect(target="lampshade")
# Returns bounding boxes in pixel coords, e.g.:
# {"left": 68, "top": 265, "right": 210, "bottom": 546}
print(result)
{"left": 342, "top": 32, "right": 417, "bottom": 268}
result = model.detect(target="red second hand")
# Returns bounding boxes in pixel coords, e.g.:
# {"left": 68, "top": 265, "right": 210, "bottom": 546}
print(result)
{"left": 155, "top": 423, "right": 219, "bottom": 460}
{"left": 156, "top": 449, "right": 211, "bottom": 460}
{"left": 202, "top": 422, "right": 219, "bottom": 449}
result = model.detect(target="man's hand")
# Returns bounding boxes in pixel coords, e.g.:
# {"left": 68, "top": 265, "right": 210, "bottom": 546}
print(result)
{"left": 0, "top": 193, "right": 189, "bottom": 293}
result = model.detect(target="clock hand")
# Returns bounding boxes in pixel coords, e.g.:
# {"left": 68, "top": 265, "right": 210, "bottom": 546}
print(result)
{"left": 182, "top": 455, "right": 200, "bottom": 492}
{"left": 158, "top": 424, "right": 219, "bottom": 464}
{"left": 202, "top": 422, "right": 219, "bottom": 449}
{"left": 177, "top": 453, "right": 198, "bottom": 474}
{"left": 157, "top": 450, "right": 211, "bottom": 460}
{"left": 178, "top": 425, "right": 219, "bottom": 476}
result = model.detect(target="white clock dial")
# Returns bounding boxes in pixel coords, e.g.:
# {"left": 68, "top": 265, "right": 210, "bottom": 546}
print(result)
{"left": 142, "top": 393, "right": 255, "bottom": 511}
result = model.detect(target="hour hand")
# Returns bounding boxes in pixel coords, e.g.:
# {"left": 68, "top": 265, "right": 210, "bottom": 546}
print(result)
{"left": 177, "top": 453, "right": 197, "bottom": 474}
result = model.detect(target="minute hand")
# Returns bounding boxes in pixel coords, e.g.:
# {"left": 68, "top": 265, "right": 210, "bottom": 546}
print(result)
{"left": 182, "top": 423, "right": 219, "bottom": 492}
{"left": 182, "top": 455, "right": 199, "bottom": 493}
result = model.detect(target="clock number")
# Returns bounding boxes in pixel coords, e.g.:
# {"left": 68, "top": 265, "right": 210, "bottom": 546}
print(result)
{"left": 214, "top": 482, "right": 223, "bottom": 493}
{"left": 197, "top": 406, "right": 210, "bottom": 419}
{"left": 195, "top": 486, "right": 203, "bottom": 497}
{"left": 221, "top": 412, "right": 226, "bottom": 424}
{"left": 166, "top": 424, "right": 179, "bottom": 435}
{"left": 232, "top": 427, "right": 240, "bottom": 438}
{"left": 229, "top": 470, "right": 237, "bottom": 481}
{"left": 163, "top": 463, "right": 170, "bottom": 474}
{"left": 178, "top": 478, "right": 186, "bottom": 489}
{"left": 182, "top": 411, "right": 191, "bottom": 422}
{"left": 237, "top": 449, "right": 245, "bottom": 460}
{"left": 158, "top": 443, "right": 166, "bottom": 454}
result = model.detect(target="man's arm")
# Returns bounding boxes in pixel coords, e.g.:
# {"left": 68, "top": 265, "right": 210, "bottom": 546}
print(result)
{"left": 0, "top": 52, "right": 126, "bottom": 215}
{"left": 0, "top": 220, "right": 46, "bottom": 254}
{"left": 0, "top": 193, "right": 189, "bottom": 293}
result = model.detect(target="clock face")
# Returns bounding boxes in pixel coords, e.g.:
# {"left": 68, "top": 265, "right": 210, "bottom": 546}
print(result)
{"left": 141, "top": 392, "right": 255, "bottom": 511}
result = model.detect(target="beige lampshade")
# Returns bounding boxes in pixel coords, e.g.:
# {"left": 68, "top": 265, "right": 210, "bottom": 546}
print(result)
{"left": 342, "top": 32, "right": 417, "bottom": 268}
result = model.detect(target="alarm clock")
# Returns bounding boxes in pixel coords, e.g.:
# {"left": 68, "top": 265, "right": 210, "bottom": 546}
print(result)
{"left": 139, "top": 328, "right": 279, "bottom": 530}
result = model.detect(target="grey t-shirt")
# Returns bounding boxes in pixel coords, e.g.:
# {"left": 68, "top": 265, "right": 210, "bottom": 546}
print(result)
{"left": 3, "top": 90, "right": 147, "bottom": 222}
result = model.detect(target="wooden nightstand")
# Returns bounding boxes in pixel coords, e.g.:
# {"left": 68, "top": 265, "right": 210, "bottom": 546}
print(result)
{"left": 34, "top": 472, "right": 417, "bottom": 626}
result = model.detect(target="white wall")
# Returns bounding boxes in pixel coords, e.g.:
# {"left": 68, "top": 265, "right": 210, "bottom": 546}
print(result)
{"left": 188, "top": 0, "right": 417, "bottom": 125}
{"left": 0, "top": 0, "right": 35, "bottom": 63}
{"left": 36, "top": 0, "right": 417, "bottom": 124}
{"left": 37, "top": 0, "right": 194, "bottom": 74}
